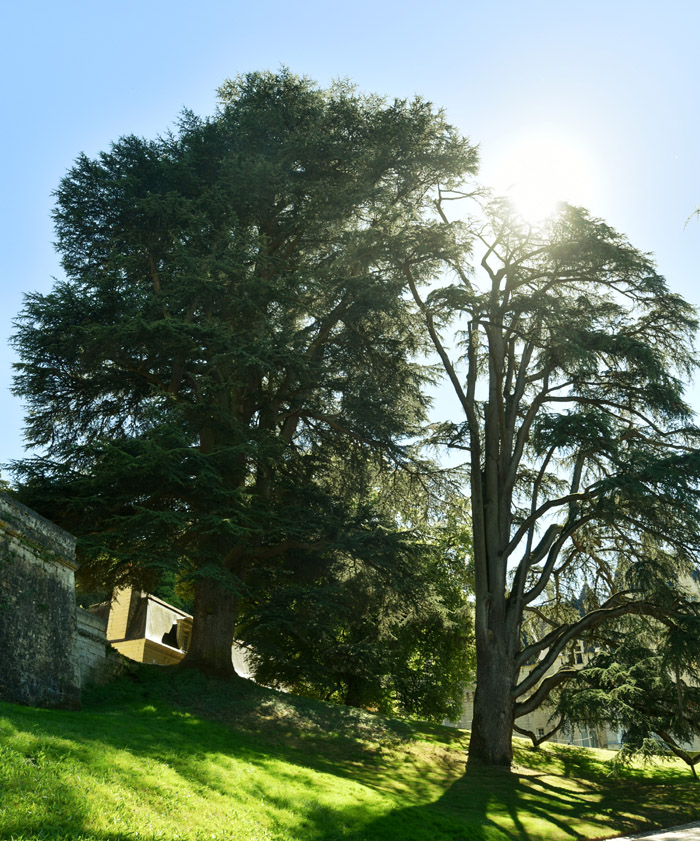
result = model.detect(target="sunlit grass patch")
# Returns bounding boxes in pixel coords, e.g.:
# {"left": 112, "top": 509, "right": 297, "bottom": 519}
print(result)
{"left": 0, "top": 665, "right": 697, "bottom": 841}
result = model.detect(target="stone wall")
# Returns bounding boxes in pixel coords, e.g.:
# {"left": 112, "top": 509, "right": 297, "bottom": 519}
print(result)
{"left": 0, "top": 493, "right": 82, "bottom": 708}
{"left": 76, "top": 607, "right": 108, "bottom": 686}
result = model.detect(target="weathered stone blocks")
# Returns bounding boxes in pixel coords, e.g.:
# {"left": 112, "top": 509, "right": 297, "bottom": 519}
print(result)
{"left": 0, "top": 493, "right": 82, "bottom": 708}
{"left": 76, "top": 607, "right": 108, "bottom": 686}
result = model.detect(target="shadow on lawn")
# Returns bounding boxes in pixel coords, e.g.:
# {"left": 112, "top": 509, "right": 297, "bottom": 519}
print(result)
{"left": 1, "top": 689, "right": 439, "bottom": 841}
{"left": 327, "top": 769, "right": 604, "bottom": 841}
{"left": 1, "top": 668, "right": 696, "bottom": 841}
{"left": 329, "top": 763, "right": 689, "bottom": 841}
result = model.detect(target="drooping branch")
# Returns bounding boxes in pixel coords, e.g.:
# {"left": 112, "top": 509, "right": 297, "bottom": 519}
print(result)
{"left": 654, "top": 728, "right": 700, "bottom": 780}
{"left": 517, "top": 590, "right": 638, "bottom": 671}
{"left": 515, "top": 596, "right": 677, "bottom": 689}
{"left": 515, "top": 668, "right": 579, "bottom": 718}
{"left": 545, "top": 395, "right": 699, "bottom": 443}
{"left": 521, "top": 603, "right": 560, "bottom": 630}
{"left": 513, "top": 714, "right": 565, "bottom": 748}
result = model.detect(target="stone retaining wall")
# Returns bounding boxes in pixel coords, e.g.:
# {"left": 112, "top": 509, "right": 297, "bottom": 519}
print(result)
{"left": 0, "top": 493, "right": 85, "bottom": 708}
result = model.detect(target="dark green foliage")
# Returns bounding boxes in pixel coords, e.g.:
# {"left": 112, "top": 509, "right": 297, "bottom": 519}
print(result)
{"left": 555, "top": 609, "right": 700, "bottom": 778}
{"left": 240, "top": 466, "right": 474, "bottom": 721}
{"left": 12, "top": 70, "right": 478, "bottom": 674}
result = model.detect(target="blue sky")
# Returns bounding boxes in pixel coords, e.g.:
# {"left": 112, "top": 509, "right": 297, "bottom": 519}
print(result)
{"left": 2, "top": 0, "right": 699, "bottom": 472}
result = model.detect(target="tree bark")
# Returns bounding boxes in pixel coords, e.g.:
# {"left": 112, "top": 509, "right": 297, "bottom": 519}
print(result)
{"left": 179, "top": 576, "right": 239, "bottom": 676}
{"left": 467, "top": 628, "right": 518, "bottom": 768}
{"left": 344, "top": 675, "right": 369, "bottom": 708}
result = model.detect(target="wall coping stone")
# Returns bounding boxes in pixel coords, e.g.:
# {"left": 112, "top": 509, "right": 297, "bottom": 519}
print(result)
{"left": 0, "top": 492, "right": 77, "bottom": 570}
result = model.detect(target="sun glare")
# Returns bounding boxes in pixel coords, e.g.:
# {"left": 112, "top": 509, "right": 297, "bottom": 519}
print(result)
{"left": 489, "top": 131, "right": 599, "bottom": 224}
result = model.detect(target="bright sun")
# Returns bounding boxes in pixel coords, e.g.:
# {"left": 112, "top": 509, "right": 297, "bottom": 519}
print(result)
{"left": 489, "top": 131, "right": 599, "bottom": 223}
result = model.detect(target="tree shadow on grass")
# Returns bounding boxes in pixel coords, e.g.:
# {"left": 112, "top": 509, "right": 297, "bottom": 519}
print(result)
{"left": 2, "top": 693, "right": 441, "bottom": 841}
{"left": 1, "top": 671, "right": 697, "bottom": 841}
{"left": 322, "top": 764, "right": 697, "bottom": 841}
{"left": 325, "top": 769, "right": 595, "bottom": 841}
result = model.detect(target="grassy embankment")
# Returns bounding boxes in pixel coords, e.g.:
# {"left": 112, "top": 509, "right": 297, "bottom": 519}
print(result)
{"left": 0, "top": 665, "right": 697, "bottom": 841}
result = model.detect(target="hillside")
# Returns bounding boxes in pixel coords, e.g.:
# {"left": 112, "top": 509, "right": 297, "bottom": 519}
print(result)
{"left": 0, "top": 665, "right": 697, "bottom": 841}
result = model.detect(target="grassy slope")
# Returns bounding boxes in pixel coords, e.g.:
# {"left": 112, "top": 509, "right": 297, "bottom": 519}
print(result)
{"left": 0, "top": 666, "right": 697, "bottom": 841}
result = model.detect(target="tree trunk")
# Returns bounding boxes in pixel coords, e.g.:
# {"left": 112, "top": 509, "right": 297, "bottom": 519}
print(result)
{"left": 467, "top": 631, "right": 517, "bottom": 768}
{"left": 179, "top": 576, "right": 239, "bottom": 676}
{"left": 344, "top": 675, "right": 368, "bottom": 708}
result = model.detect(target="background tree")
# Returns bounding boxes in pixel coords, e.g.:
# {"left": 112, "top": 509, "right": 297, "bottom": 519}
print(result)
{"left": 401, "top": 198, "right": 700, "bottom": 767}
{"left": 240, "top": 456, "right": 474, "bottom": 721}
{"left": 553, "top": 596, "right": 700, "bottom": 778}
{"left": 12, "top": 70, "right": 478, "bottom": 674}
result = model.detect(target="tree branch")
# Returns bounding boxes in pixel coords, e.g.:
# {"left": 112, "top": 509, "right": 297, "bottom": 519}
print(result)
{"left": 513, "top": 714, "right": 565, "bottom": 748}
{"left": 515, "top": 596, "right": 676, "bottom": 692}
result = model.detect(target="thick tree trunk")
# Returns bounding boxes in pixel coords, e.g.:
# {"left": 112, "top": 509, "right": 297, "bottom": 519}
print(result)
{"left": 467, "top": 631, "right": 518, "bottom": 768}
{"left": 179, "top": 576, "right": 239, "bottom": 676}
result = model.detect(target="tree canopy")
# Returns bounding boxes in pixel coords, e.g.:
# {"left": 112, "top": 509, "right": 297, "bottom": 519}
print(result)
{"left": 12, "top": 70, "right": 478, "bottom": 676}
{"left": 240, "top": 459, "right": 474, "bottom": 721}
{"left": 13, "top": 68, "right": 700, "bottom": 758}
{"left": 402, "top": 198, "right": 700, "bottom": 767}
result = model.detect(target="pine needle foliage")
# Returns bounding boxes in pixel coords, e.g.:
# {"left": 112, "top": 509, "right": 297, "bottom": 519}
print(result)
{"left": 11, "top": 69, "right": 478, "bottom": 673}
{"left": 239, "top": 459, "right": 474, "bottom": 720}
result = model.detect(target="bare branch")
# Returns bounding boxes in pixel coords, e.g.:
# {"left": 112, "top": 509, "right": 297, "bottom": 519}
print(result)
{"left": 515, "top": 668, "right": 579, "bottom": 718}
{"left": 513, "top": 714, "right": 565, "bottom": 748}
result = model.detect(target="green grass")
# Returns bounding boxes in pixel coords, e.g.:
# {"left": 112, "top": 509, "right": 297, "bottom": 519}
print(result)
{"left": 0, "top": 665, "right": 697, "bottom": 841}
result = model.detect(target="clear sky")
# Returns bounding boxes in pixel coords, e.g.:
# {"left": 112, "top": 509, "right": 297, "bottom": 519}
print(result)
{"left": 2, "top": 0, "right": 699, "bottom": 473}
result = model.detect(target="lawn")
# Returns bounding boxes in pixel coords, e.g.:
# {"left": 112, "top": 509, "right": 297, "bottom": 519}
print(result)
{"left": 0, "top": 665, "right": 696, "bottom": 841}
